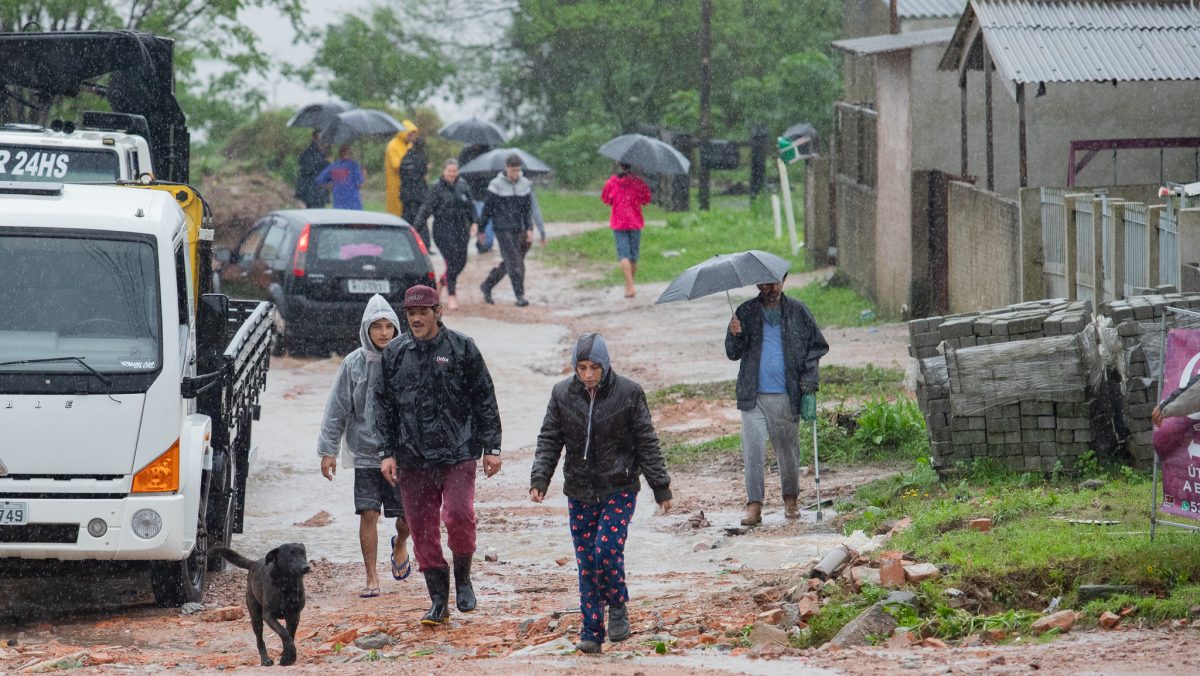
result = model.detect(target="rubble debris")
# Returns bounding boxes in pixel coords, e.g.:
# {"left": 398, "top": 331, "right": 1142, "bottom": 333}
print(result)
{"left": 828, "top": 602, "right": 898, "bottom": 648}
{"left": 968, "top": 518, "right": 992, "bottom": 532}
{"left": 879, "top": 559, "right": 906, "bottom": 588}
{"left": 1078, "top": 584, "right": 1139, "bottom": 602}
{"left": 903, "top": 563, "right": 939, "bottom": 583}
{"left": 810, "top": 544, "right": 856, "bottom": 581}
{"left": 687, "top": 511, "right": 710, "bottom": 528}
{"left": 748, "top": 622, "right": 789, "bottom": 647}
{"left": 294, "top": 511, "right": 334, "bottom": 528}
{"left": 1099, "top": 612, "right": 1122, "bottom": 630}
{"left": 1031, "top": 610, "right": 1078, "bottom": 634}
{"left": 200, "top": 606, "right": 245, "bottom": 623}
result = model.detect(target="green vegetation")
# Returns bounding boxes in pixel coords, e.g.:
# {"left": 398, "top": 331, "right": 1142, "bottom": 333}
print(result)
{"left": 838, "top": 455, "right": 1200, "bottom": 625}
{"left": 540, "top": 201, "right": 808, "bottom": 286}
{"left": 853, "top": 398, "right": 925, "bottom": 449}
{"left": 795, "top": 282, "right": 880, "bottom": 328}
{"left": 661, "top": 434, "right": 741, "bottom": 467}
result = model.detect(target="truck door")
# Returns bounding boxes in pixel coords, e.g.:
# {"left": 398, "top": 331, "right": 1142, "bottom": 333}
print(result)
{"left": 219, "top": 220, "right": 269, "bottom": 300}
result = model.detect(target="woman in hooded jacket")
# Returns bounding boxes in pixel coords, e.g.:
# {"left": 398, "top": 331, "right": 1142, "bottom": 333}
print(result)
{"left": 317, "top": 294, "right": 411, "bottom": 597}
{"left": 530, "top": 333, "right": 673, "bottom": 654}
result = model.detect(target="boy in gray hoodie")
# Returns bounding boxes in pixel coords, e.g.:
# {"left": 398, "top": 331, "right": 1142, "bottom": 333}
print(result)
{"left": 318, "top": 295, "right": 411, "bottom": 596}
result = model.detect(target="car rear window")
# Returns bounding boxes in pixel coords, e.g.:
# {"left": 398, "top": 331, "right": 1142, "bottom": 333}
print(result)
{"left": 313, "top": 225, "right": 418, "bottom": 263}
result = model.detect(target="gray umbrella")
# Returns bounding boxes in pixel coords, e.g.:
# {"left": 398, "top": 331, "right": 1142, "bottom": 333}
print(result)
{"left": 458, "top": 148, "right": 552, "bottom": 176}
{"left": 599, "top": 133, "right": 691, "bottom": 176}
{"left": 439, "top": 117, "right": 506, "bottom": 146}
{"left": 655, "top": 250, "right": 790, "bottom": 310}
{"left": 287, "top": 101, "right": 354, "bottom": 129}
{"left": 319, "top": 109, "right": 405, "bottom": 144}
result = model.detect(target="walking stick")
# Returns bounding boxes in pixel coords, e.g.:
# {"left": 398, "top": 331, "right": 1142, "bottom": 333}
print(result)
{"left": 812, "top": 413, "right": 822, "bottom": 522}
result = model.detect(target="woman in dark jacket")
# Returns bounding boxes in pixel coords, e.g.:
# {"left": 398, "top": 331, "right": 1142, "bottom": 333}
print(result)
{"left": 399, "top": 136, "right": 430, "bottom": 245}
{"left": 413, "top": 159, "right": 478, "bottom": 310}
{"left": 530, "top": 333, "right": 672, "bottom": 655}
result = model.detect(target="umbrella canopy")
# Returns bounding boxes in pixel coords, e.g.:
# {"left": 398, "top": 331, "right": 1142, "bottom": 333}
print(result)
{"left": 782, "top": 122, "right": 817, "bottom": 142}
{"left": 287, "top": 101, "right": 354, "bottom": 129}
{"left": 655, "top": 250, "right": 791, "bottom": 306}
{"left": 439, "top": 117, "right": 506, "bottom": 146}
{"left": 458, "top": 147, "right": 552, "bottom": 176}
{"left": 599, "top": 133, "right": 691, "bottom": 176}
{"left": 320, "top": 109, "right": 406, "bottom": 144}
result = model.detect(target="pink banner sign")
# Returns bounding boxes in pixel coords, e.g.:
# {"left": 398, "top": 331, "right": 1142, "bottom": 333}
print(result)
{"left": 1154, "top": 328, "right": 1200, "bottom": 520}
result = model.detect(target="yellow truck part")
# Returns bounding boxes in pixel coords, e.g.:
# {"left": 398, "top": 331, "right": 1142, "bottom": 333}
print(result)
{"left": 127, "top": 182, "right": 209, "bottom": 305}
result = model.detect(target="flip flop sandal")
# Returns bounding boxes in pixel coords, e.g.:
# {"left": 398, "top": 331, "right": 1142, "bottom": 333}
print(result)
{"left": 359, "top": 587, "right": 380, "bottom": 598}
{"left": 390, "top": 536, "right": 412, "bottom": 580}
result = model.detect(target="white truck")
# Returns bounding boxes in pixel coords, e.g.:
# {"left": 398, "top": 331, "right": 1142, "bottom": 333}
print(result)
{"left": 0, "top": 114, "right": 156, "bottom": 184}
{"left": 0, "top": 180, "right": 273, "bottom": 606}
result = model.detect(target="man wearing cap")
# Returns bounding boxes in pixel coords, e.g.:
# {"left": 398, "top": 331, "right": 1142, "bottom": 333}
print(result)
{"left": 374, "top": 285, "right": 503, "bottom": 626}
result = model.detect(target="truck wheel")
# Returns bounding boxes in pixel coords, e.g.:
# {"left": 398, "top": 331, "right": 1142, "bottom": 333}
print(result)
{"left": 150, "top": 486, "right": 210, "bottom": 606}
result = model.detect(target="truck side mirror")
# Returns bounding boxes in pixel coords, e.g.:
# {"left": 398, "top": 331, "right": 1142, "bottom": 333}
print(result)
{"left": 214, "top": 248, "right": 234, "bottom": 264}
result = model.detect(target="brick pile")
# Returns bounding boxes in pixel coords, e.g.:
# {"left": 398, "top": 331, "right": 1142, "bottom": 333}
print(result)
{"left": 910, "top": 300, "right": 1098, "bottom": 471}
{"left": 1098, "top": 293, "right": 1200, "bottom": 465}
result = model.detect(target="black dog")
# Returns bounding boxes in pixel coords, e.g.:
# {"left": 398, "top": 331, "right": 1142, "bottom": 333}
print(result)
{"left": 212, "top": 544, "right": 311, "bottom": 666}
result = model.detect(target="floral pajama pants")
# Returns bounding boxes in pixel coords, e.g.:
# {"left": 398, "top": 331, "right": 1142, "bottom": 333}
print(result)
{"left": 568, "top": 491, "right": 637, "bottom": 643}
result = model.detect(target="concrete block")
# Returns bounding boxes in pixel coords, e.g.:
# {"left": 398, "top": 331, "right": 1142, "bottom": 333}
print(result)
{"left": 912, "top": 331, "right": 942, "bottom": 349}
{"left": 1038, "top": 416, "right": 1056, "bottom": 429}
{"left": 1004, "top": 431, "right": 1022, "bottom": 444}
{"left": 1073, "top": 430, "right": 1092, "bottom": 443}
{"left": 957, "top": 430, "right": 986, "bottom": 444}
{"left": 1025, "top": 455, "right": 1043, "bottom": 471}
{"left": 940, "top": 318, "right": 976, "bottom": 339}
{"left": 968, "top": 417, "right": 986, "bottom": 430}
{"left": 1021, "top": 416, "right": 1038, "bottom": 430}
{"left": 1056, "top": 429, "right": 1075, "bottom": 443}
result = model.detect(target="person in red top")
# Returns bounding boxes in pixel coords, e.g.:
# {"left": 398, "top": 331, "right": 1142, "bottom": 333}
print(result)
{"left": 600, "top": 164, "right": 652, "bottom": 298}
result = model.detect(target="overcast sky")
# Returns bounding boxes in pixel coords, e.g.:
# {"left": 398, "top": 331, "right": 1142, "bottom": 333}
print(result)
{"left": 199, "top": 0, "right": 492, "bottom": 118}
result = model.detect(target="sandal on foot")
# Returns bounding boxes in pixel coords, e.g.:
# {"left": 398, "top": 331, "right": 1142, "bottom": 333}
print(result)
{"left": 359, "top": 586, "right": 380, "bottom": 598}
{"left": 390, "top": 536, "right": 412, "bottom": 580}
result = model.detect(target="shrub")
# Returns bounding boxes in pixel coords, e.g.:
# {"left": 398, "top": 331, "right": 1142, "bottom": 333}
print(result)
{"left": 853, "top": 398, "right": 925, "bottom": 447}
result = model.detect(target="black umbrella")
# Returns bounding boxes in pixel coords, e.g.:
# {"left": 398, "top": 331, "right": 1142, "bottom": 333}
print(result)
{"left": 458, "top": 148, "right": 552, "bottom": 176}
{"left": 287, "top": 101, "right": 354, "bottom": 130}
{"left": 439, "top": 117, "right": 506, "bottom": 146}
{"left": 319, "top": 109, "right": 405, "bottom": 144}
{"left": 599, "top": 133, "right": 691, "bottom": 176}
{"left": 655, "top": 250, "right": 790, "bottom": 311}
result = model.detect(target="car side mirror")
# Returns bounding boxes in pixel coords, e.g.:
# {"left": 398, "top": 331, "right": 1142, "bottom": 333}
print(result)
{"left": 215, "top": 248, "right": 235, "bottom": 264}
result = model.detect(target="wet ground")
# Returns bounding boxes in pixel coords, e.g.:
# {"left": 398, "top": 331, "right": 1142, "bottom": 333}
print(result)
{"left": 3, "top": 223, "right": 1196, "bottom": 673}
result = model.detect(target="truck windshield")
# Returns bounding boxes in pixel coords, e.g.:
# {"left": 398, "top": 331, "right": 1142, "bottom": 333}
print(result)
{"left": 0, "top": 233, "right": 161, "bottom": 373}
{"left": 0, "top": 144, "right": 121, "bottom": 182}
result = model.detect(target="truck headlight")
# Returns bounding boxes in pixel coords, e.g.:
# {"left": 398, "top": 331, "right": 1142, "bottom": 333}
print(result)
{"left": 131, "top": 509, "right": 162, "bottom": 540}
{"left": 87, "top": 518, "right": 108, "bottom": 538}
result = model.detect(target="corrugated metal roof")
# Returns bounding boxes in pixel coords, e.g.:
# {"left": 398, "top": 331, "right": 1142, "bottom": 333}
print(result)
{"left": 893, "top": 0, "right": 966, "bottom": 19}
{"left": 834, "top": 27, "right": 956, "bottom": 55}
{"left": 940, "top": 1, "right": 1200, "bottom": 96}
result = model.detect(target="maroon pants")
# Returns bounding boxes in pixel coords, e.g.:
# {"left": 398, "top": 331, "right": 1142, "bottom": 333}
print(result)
{"left": 396, "top": 459, "right": 477, "bottom": 571}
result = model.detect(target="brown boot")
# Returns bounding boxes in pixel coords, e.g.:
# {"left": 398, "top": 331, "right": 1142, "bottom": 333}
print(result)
{"left": 784, "top": 497, "right": 800, "bottom": 519}
{"left": 740, "top": 502, "right": 762, "bottom": 526}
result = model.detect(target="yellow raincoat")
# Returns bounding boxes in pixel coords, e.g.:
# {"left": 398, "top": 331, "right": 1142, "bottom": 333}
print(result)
{"left": 384, "top": 119, "right": 419, "bottom": 217}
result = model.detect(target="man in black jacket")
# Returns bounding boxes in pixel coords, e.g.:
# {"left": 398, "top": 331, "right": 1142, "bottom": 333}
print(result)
{"left": 399, "top": 136, "right": 430, "bottom": 245}
{"left": 375, "top": 285, "right": 503, "bottom": 625}
{"left": 478, "top": 154, "right": 535, "bottom": 307}
{"left": 294, "top": 131, "right": 328, "bottom": 208}
{"left": 726, "top": 279, "right": 828, "bottom": 526}
{"left": 530, "top": 333, "right": 672, "bottom": 654}
{"left": 413, "top": 159, "right": 478, "bottom": 310}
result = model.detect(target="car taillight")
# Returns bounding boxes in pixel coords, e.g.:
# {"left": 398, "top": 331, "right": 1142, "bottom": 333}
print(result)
{"left": 428, "top": 270, "right": 436, "bottom": 282}
{"left": 292, "top": 223, "right": 311, "bottom": 277}
{"left": 412, "top": 227, "right": 429, "bottom": 255}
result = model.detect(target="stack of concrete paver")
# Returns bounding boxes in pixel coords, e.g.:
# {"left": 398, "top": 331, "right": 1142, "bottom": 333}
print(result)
{"left": 1098, "top": 293, "right": 1200, "bottom": 465}
{"left": 910, "top": 300, "right": 1098, "bottom": 471}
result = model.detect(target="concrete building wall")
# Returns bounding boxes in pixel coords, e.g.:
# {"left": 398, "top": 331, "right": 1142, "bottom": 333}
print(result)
{"left": 836, "top": 178, "right": 878, "bottom": 299}
{"left": 947, "top": 181, "right": 1022, "bottom": 312}
{"left": 874, "top": 52, "right": 916, "bottom": 315}
{"left": 963, "top": 74, "right": 1200, "bottom": 199}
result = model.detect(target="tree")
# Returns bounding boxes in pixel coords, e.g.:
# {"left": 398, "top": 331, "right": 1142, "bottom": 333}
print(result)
{"left": 298, "top": 6, "right": 456, "bottom": 111}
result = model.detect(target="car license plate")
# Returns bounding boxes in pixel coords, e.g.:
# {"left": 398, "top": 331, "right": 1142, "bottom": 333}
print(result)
{"left": 0, "top": 502, "right": 28, "bottom": 525}
{"left": 348, "top": 279, "right": 390, "bottom": 294}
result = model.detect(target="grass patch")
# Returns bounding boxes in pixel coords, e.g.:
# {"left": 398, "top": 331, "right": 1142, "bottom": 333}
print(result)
{"left": 540, "top": 203, "right": 809, "bottom": 287}
{"left": 821, "top": 365, "right": 907, "bottom": 401}
{"left": 840, "top": 457, "right": 1200, "bottom": 616}
{"left": 795, "top": 281, "right": 879, "bottom": 328}
{"left": 645, "top": 380, "right": 736, "bottom": 409}
{"left": 661, "top": 434, "right": 741, "bottom": 467}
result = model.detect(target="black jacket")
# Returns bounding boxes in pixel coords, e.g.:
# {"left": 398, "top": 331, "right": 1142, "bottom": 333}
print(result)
{"left": 479, "top": 173, "right": 534, "bottom": 233}
{"left": 531, "top": 370, "right": 672, "bottom": 504}
{"left": 725, "top": 294, "right": 829, "bottom": 415}
{"left": 457, "top": 145, "right": 492, "bottom": 200}
{"left": 373, "top": 327, "right": 502, "bottom": 468}
{"left": 399, "top": 146, "right": 428, "bottom": 205}
{"left": 295, "top": 143, "right": 328, "bottom": 207}
{"left": 413, "top": 177, "right": 476, "bottom": 233}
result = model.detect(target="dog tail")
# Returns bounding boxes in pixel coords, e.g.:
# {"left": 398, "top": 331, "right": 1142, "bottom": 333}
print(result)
{"left": 209, "top": 546, "right": 256, "bottom": 570}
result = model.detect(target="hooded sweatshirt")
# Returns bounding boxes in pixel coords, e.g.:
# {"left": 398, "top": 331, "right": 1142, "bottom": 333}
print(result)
{"left": 316, "top": 294, "right": 401, "bottom": 468}
{"left": 601, "top": 172, "right": 652, "bottom": 230}
{"left": 480, "top": 170, "right": 540, "bottom": 234}
{"left": 384, "top": 119, "right": 419, "bottom": 217}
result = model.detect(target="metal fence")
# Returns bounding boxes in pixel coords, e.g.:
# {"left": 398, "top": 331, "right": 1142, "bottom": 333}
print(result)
{"left": 1041, "top": 188, "right": 1068, "bottom": 298}
{"left": 1100, "top": 199, "right": 1117, "bottom": 301}
{"left": 1123, "top": 203, "right": 1150, "bottom": 296}
{"left": 1074, "top": 198, "right": 1095, "bottom": 303}
{"left": 1159, "top": 205, "right": 1180, "bottom": 288}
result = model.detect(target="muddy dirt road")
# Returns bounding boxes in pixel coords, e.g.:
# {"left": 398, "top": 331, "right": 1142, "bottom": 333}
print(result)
{"left": 2, "top": 223, "right": 1195, "bottom": 674}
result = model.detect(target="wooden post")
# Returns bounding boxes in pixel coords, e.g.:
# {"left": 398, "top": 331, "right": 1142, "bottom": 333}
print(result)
{"left": 984, "top": 50, "right": 994, "bottom": 191}
{"left": 1017, "top": 82, "right": 1028, "bottom": 188}
{"left": 1147, "top": 205, "right": 1162, "bottom": 287}
{"left": 960, "top": 76, "right": 969, "bottom": 178}
{"left": 1065, "top": 196, "right": 1078, "bottom": 300}
{"left": 1092, "top": 198, "right": 1104, "bottom": 311}
{"left": 778, "top": 158, "right": 800, "bottom": 255}
{"left": 771, "top": 194, "right": 783, "bottom": 239}
{"left": 1112, "top": 202, "right": 1126, "bottom": 299}
{"left": 698, "top": 0, "right": 712, "bottom": 211}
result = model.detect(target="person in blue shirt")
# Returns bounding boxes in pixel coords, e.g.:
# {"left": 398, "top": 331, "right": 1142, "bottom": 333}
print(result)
{"left": 316, "top": 144, "right": 366, "bottom": 210}
{"left": 725, "top": 278, "right": 829, "bottom": 526}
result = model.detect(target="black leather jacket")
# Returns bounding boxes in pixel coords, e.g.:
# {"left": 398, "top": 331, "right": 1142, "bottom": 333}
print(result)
{"left": 531, "top": 370, "right": 672, "bottom": 504}
{"left": 725, "top": 294, "right": 829, "bottom": 415}
{"left": 373, "top": 327, "right": 502, "bottom": 468}
{"left": 413, "top": 177, "right": 475, "bottom": 232}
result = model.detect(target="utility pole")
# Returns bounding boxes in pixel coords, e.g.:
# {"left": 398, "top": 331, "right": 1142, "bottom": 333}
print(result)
{"left": 698, "top": 0, "right": 712, "bottom": 211}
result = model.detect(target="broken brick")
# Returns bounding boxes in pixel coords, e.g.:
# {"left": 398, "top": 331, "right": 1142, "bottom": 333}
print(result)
{"left": 1031, "top": 610, "right": 1077, "bottom": 634}
{"left": 880, "top": 559, "right": 906, "bottom": 588}
{"left": 1099, "top": 612, "right": 1121, "bottom": 630}
{"left": 968, "top": 518, "right": 992, "bottom": 532}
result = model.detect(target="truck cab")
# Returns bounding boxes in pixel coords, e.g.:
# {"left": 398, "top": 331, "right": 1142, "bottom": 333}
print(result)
{"left": 0, "top": 114, "right": 156, "bottom": 183}
{"left": 0, "top": 181, "right": 272, "bottom": 605}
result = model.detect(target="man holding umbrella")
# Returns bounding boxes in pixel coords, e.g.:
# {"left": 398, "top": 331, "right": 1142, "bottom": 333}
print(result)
{"left": 726, "top": 277, "right": 829, "bottom": 526}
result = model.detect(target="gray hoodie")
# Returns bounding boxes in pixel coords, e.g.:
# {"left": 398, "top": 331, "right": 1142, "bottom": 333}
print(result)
{"left": 317, "top": 294, "right": 401, "bottom": 468}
